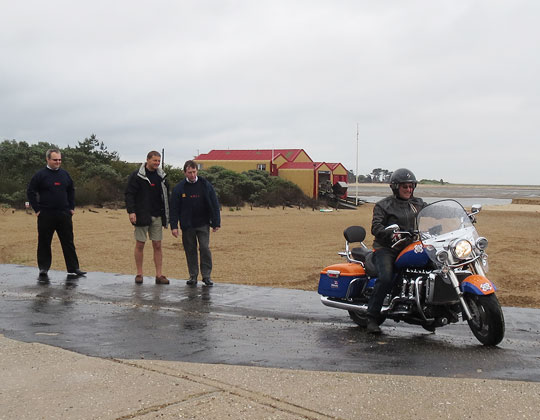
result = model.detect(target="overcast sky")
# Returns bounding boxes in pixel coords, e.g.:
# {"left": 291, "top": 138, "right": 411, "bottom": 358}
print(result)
{"left": 1, "top": 0, "right": 538, "bottom": 184}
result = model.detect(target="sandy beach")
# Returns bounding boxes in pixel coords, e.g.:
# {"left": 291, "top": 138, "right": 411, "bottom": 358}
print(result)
{"left": 1, "top": 195, "right": 539, "bottom": 308}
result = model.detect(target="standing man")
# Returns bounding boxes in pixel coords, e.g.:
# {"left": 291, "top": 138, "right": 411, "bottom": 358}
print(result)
{"left": 125, "top": 151, "right": 170, "bottom": 284}
{"left": 170, "top": 160, "right": 220, "bottom": 286}
{"left": 27, "top": 148, "right": 86, "bottom": 280}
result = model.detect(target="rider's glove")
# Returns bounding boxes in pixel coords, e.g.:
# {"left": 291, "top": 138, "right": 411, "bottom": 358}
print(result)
{"left": 391, "top": 233, "right": 402, "bottom": 244}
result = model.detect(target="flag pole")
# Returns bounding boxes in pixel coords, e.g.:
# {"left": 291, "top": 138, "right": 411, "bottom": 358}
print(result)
{"left": 355, "top": 123, "right": 359, "bottom": 205}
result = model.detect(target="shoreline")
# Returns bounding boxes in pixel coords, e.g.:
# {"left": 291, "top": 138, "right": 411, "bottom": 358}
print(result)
{"left": 483, "top": 203, "right": 540, "bottom": 212}
{"left": 348, "top": 182, "right": 540, "bottom": 188}
{"left": 347, "top": 183, "right": 540, "bottom": 202}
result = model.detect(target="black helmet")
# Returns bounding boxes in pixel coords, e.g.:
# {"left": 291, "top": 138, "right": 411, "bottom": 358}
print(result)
{"left": 389, "top": 168, "right": 417, "bottom": 195}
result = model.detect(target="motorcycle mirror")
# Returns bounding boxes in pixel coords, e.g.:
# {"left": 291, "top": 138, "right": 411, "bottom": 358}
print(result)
{"left": 471, "top": 204, "right": 482, "bottom": 213}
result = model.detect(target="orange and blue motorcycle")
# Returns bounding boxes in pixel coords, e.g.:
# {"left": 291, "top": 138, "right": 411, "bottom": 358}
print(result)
{"left": 318, "top": 199, "right": 505, "bottom": 346}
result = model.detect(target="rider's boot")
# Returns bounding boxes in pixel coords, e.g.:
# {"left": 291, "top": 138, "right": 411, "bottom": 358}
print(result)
{"left": 366, "top": 315, "right": 382, "bottom": 334}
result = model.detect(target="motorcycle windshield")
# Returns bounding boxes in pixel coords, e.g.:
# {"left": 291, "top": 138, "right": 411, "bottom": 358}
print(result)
{"left": 417, "top": 199, "right": 479, "bottom": 247}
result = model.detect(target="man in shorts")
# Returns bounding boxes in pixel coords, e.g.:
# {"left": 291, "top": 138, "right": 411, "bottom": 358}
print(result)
{"left": 125, "top": 151, "right": 170, "bottom": 284}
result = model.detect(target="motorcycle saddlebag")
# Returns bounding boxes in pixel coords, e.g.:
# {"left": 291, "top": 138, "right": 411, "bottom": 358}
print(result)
{"left": 318, "top": 263, "right": 366, "bottom": 298}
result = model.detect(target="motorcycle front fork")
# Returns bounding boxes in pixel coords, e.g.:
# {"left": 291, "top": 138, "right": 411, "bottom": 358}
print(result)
{"left": 447, "top": 270, "right": 473, "bottom": 320}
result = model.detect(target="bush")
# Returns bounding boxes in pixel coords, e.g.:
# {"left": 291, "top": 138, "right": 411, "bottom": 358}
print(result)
{"left": 0, "top": 138, "right": 312, "bottom": 209}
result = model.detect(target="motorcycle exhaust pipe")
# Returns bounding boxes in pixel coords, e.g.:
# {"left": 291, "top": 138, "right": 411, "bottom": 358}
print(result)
{"left": 321, "top": 296, "right": 369, "bottom": 313}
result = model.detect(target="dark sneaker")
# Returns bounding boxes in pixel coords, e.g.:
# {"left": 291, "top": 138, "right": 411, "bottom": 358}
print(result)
{"left": 186, "top": 277, "right": 197, "bottom": 286}
{"left": 38, "top": 269, "right": 49, "bottom": 282}
{"left": 135, "top": 274, "right": 143, "bottom": 284}
{"left": 202, "top": 278, "right": 214, "bottom": 287}
{"left": 155, "top": 275, "right": 169, "bottom": 285}
{"left": 366, "top": 317, "right": 382, "bottom": 334}
{"left": 67, "top": 269, "right": 87, "bottom": 277}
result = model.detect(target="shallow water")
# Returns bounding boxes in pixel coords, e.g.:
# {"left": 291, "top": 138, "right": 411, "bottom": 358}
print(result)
{"left": 354, "top": 195, "right": 511, "bottom": 206}
{"left": 348, "top": 184, "right": 539, "bottom": 206}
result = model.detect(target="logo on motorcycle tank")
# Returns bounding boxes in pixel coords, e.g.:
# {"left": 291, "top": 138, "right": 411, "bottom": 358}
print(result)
{"left": 480, "top": 282, "right": 493, "bottom": 292}
{"left": 414, "top": 244, "right": 423, "bottom": 253}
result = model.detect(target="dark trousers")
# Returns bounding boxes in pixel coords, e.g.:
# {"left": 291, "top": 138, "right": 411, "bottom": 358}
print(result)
{"left": 37, "top": 211, "right": 79, "bottom": 272}
{"left": 367, "top": 247, "right": 399, "bottom": 317}
{"left": 181, "top": 225, "right": 212, "bottom": 279}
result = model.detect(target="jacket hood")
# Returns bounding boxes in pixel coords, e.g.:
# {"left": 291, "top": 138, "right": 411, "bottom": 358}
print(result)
{"left": 137, "top": 162, "right": 166, "bottom": 180}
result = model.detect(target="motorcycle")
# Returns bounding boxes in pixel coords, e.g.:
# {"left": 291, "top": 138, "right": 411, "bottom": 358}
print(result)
{"left": 318, "top": 199, "right": 505, "bottom": 346}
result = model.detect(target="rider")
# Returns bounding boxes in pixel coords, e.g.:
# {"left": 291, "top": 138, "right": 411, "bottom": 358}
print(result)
{"left": 367, "top": 168, "right": 426, "bottom": 334}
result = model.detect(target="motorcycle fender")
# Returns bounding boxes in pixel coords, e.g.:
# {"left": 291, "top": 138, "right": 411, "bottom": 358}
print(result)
{"left": 460, "top": 274, "right": 496, "bottom": 295}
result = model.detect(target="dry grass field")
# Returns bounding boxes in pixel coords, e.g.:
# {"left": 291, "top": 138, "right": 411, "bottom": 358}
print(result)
{"left": 1, "top": 202, "right": 540, "bottom": 308}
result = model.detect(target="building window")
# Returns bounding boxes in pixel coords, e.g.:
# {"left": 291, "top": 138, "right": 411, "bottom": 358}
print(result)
{"left": 197, "top": 163, "right": 203, "bottom": 170}
{"left": 257, "top": 163, "right": 266, "bottom": 171}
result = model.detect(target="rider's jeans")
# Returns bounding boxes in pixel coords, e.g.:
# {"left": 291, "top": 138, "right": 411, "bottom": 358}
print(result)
{"left": 367, "top": 247, "right": 399, "bottom": 317}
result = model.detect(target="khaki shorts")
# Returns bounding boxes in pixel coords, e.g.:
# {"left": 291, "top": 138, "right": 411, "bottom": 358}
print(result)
{"left": 134, "top": 216, "right": 163, "bottom": 242}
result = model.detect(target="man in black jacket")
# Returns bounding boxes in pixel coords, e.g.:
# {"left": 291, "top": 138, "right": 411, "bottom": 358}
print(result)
{"left": 125, "top": 151, "right": 170, "bottom": 284}
{"left": 27, "top": 148, "right": 86, "bottom": 280}
{"left": 367, "top": 168, "right": 426, "bottom": 334}
{"left": 170, "top": 160, "right": 220, "bottom": 286}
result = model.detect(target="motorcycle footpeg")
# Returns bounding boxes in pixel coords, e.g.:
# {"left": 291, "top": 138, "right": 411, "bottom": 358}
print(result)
{"left": 391, "top": 303, "right": 412, "bottom": 315}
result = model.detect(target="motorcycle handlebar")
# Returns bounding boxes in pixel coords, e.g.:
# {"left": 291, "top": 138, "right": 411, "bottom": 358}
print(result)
{"left": 385, "top": 226, "right": 419, "bottom": 248}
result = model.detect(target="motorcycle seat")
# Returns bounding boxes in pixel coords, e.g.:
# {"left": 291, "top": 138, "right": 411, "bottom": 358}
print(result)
{"left": 351, "top": 247, "right": 378, "bottom": 277}
{"left": 351, "top": 247, "right": 370, "bottom": 262}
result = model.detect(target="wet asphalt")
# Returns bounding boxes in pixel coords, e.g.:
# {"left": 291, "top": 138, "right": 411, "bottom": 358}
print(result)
{"left": 1, "top": 264, "right": 539, "bottom": 382}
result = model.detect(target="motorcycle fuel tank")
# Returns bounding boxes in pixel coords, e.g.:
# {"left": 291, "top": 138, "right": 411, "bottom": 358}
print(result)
{"left": 394, "top": 241, "right": 430, "bottom": 269}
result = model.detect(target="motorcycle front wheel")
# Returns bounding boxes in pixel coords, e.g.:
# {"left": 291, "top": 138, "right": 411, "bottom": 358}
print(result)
{"left": 348, "top": 310, "right": 385, "bottom": 328}
{"left": 464, "top": 293, "right": 505, "bottom": 346}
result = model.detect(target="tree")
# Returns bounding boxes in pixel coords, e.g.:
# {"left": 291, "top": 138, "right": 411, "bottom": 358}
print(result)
{"left": 0, "top": 137, "right": 312, "bottom": 209}
{"left": 0, "top": 136, "right": 126, "bottom": 208}
{"left": 381, "top": 169, "right": 392, "bottom": 183}
{"left": 163, "top": 164, "right": 184, "bottom": 187}
{"left": 0, "top": 140, "right": 59, "bottom": 206}
{"left": 370, "top": 168, "right": 383, "bottom": 183}
{"left": 67, "top": 134, "right": 119, "bottom": 164}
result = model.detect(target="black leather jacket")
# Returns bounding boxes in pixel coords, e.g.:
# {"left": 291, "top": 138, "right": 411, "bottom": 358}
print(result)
{"left": 371, "top": 195, "right": 426, "bottom": 251}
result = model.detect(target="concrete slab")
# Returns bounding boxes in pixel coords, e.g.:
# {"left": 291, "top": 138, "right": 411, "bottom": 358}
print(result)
{"left": 2, "top": 334, "right": 539, "bottom": 420}
{"left": 0, "top": 337, "right": 216, "bottom": 419}
{"left": 132, "top": 359, "right": 540, "bottom": 419}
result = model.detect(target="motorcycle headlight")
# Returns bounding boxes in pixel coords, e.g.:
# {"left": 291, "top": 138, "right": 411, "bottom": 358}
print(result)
{"left": 476, "top": 236, "right": 488, "bottom": 251}
{"left": 436, "top": 250, "right": 449, "bottom": 263}
{"left": 452, "top": 239, "right": 472, "bottom": 259}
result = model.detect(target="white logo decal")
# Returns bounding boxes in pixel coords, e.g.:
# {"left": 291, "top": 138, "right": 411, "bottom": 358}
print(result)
{"left": 480, "top": 282, "right": 493, "bottom": 292}
{"left": 414, "top": 244, "right": 423, "bottom": 254}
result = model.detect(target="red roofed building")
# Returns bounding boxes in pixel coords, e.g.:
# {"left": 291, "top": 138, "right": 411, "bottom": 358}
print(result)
{"left": 194, "top": 149, "right": 348, "bottom": 198}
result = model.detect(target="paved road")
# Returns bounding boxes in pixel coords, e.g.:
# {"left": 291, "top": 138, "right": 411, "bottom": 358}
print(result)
{"left": 1, "top": 264, "right": 539, "bottom": 382}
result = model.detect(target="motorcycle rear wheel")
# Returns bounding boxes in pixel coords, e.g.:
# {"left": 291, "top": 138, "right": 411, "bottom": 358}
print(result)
{"left": 464, "top": 293, "right": 505, "bottom": 346}
{"left": 348, "top": 310, "right": 385, "bottom": 328}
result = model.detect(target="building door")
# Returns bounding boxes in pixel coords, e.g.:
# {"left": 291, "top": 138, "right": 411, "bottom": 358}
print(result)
{"left": 317, "top": 171, "right": 331, "bottom": 197}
